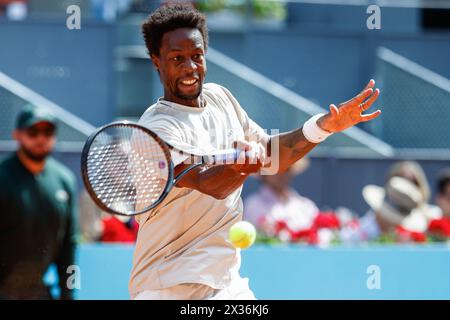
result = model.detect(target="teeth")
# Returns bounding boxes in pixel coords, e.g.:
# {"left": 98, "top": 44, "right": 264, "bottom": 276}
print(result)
{"left": 181, "top": 79, "right": 197, "bottom": 85}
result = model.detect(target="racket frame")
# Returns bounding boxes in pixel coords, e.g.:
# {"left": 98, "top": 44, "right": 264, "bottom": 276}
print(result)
{"left": 81, "top": 121, "right": 175, "bottom": 216}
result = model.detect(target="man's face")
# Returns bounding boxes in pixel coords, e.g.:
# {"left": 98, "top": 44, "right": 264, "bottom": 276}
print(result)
{"left": 152, "top": 28, "right": 206, "bottom": 105}
{"left": 14, "top": 122, "right": 56, "bottom": 162}
{"left": 437, "top": 184, "right": 450, "bottom": 217}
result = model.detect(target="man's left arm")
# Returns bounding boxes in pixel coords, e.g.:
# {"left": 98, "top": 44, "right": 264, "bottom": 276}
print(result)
{"left": 265, "top": 79, "right": 381, "bottom": 174}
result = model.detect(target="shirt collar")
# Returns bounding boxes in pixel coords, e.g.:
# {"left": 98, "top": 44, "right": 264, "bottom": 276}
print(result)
{"left": 157, "top": 96, "right": 208, "bottom": 113}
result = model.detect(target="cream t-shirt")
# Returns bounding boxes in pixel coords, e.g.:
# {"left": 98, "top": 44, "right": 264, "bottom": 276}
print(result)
{"left": 128, "top": 83, "right": 269, "bottom": 297}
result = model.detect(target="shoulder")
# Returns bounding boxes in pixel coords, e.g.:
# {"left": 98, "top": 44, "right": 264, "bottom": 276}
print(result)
{"left": 47, "top": 158, "right": 77, "bottom": 188}
{"left": 203, "top": 82, "right": 227, "bottom": 93}
{"left": 137, "top": 104, "right": 188, "bottom": 147}
{"left": 138, "top": 103, "right": 184, "bottom": 130}
{"left": 203, "top": 83, "right": 246, "bottom": 121}
{"left": 138, "top": 103, "right": 162, "bottom": 125}
{"left": 139, "top": 102, "right": 159, "bottom": 118}
{"left": 203, "top": 82, "right": 236, "bottom": 102}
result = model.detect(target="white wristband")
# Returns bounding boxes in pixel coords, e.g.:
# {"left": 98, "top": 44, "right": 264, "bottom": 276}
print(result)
{"left": 302, "top": 113, "right": 333, "bottom": 143}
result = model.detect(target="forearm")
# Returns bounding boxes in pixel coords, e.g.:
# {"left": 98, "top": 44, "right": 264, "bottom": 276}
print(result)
{"left": 269, "top": 126, "right": 318, "bottom": 173}
{"left": 176, "top": 164, "right": 250, "bottom": 199}
{"left": 175, "top": 122, "right": 322, "bottom": 196}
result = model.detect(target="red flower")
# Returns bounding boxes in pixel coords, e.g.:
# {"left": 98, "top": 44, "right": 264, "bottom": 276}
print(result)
{"left": 428, "top": 216, "right": 450, "bottom": 237}
{"left": 261, "top": 211, "right": 340, "bottom": 245}
{"left": 289, "top": 227, "right": 318, "bottom": 244}
{"left": 313, "top": 212, "right": 340, "bottom": 229}
{"left": 396, "top": 226, "right": 427, "bottom": 243}
{"left": 101, "top": 216, "right": 138, "bottom": 243}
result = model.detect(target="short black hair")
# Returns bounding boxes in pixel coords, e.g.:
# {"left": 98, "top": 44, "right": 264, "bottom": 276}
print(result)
{"left": 437, "top": 169, "right": 450, "bottom": 195}
{"left": 142, "top": 3, "right": 209, "bottom": 57}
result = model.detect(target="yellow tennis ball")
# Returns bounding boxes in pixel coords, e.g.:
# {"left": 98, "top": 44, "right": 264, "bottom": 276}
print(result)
{"left": 228, "top": 221, "right": 256, "bottom": 249}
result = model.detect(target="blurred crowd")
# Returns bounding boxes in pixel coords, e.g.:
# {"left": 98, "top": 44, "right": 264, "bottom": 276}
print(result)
{"left": 243, "top": 157, "right": 450, "bottom": 247}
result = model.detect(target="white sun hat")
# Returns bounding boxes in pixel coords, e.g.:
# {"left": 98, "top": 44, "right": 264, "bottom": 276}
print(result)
{"left": 362, "top": 176, "right": 428, "bottom": 232}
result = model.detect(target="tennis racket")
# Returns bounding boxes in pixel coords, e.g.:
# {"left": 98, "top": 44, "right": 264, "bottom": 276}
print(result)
{"left": 81, "top": 121, "right": 250, "bottom": 216}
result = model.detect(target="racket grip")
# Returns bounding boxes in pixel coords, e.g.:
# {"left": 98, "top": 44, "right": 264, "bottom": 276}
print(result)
{"left": 204, "top": 149, "right": 255, "bottom": 165}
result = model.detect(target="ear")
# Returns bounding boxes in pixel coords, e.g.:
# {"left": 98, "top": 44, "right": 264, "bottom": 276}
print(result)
{"left": 150, "top": 53, "right": 160, "bottom": 71}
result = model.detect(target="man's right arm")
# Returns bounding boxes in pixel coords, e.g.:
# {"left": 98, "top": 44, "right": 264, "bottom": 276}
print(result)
{"left": 175, "top": 140, "right": 265, "bottom": 199}
{"left": 174, "top": 162, "right": 257, "bottom": 200}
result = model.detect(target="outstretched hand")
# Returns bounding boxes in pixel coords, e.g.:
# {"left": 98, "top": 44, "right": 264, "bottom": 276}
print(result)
{"left": 317, "top": 79, "right": 381, "bottom": 133}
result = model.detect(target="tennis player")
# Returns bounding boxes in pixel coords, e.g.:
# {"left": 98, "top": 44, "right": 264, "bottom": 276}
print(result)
{"left": 129, "top": 4, "right": 381, "bottom": 300}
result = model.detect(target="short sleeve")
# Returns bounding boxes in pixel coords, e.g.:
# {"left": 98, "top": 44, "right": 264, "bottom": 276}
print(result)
{"left": 215, "top": 85, "right": 280, "bottom": 175}
{"left": 138, "top": 114, "right": 189, "bottom": 167}
{"left": 218, "top": 85, "right": 270, "bottom": 146}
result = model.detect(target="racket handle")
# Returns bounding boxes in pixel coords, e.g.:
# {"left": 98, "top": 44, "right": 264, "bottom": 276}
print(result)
{"left": 203, "top": 149, "right": 255, "bottom": 165}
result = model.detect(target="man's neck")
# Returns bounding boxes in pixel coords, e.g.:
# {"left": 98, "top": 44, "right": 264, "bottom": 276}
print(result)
{"left": 17, "top": 150, "right": 46, "bottom": 175}
{"left": 163, "top": 92, "right": 204, "bottom": 108}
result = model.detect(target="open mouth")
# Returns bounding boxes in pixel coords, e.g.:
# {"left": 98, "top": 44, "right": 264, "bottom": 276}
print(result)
{"left": 179, "top": 78, "right": 199, "bottom": 87}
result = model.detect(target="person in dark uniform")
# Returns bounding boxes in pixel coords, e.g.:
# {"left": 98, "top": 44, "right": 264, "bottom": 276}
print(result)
{"left": 0, "top": 104, "right": 78, "bottom": 300}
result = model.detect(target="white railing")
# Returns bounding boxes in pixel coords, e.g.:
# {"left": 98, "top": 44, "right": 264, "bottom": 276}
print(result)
{"left": 378, "top": 47, "right": 450, "bottom": 94}
{"left": 0, "top": 72, "right": 96, "bottom": 136}
{"left": 0, "top": 71, "right": 96, "bottom": 152}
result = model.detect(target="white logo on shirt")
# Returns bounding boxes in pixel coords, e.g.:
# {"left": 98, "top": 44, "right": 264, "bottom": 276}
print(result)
{"left": 56, "top": 189, "right": 69, "bottom": 202}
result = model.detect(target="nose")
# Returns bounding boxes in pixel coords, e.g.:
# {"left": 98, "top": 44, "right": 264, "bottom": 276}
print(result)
{"left": 182, "top": 58, "right": 197, "bottom": 72}
{"left": 35, "top": 135, "right": 51, "bottom": 144}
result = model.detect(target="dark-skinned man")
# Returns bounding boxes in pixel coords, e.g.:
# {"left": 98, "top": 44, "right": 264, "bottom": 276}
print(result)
{"left": 129, "top": 4, "right": 381, "bottom": 300}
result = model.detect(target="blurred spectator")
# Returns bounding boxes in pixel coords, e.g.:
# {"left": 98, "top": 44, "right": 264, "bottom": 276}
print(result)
{"left": 244, "top": 157, "right": 318, "bottom": 231}
{"left": 340, "top": 176, "right": 428, "bottom": 244}
{"left": 435, "top": 169, "right": 450, "bottom": 218}
{"left": 427, "top": 169, "right": 450, "bottom": 240}
{"left": 0, "top": 105, "right": 78, "bottom": 299}
{"left": 243, "top": 158, "right": 343, "bottom": 245}
{"left": 387, "top": 161, "right": 442, "bottom": 221}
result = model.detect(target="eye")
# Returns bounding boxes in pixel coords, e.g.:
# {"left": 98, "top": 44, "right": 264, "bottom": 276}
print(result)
{"left": 193, "top": 54, "right": 203, "bottom": 60}
{"left": 171, "top": 56, "right": 181, "bottom": 62}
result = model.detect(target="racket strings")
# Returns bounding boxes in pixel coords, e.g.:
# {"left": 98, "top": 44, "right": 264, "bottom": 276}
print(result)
{"left": 86, "top": 125, "right": 170, "bottom": 215}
